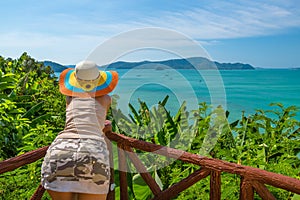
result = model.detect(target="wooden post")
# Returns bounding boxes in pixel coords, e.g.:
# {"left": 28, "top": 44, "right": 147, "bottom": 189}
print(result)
{"left": 104, "top": 122, "right": 115, "bottom": 200}
{"left": 239, "top": 177, "right": 254, "bottom": 200}
{"left": 118, "top": 144, "right": 128, "bottom": 200}
{"left": 210, "top": 170, "right": 221, "bottom": 200}
{"left": 106, "top": 137, "right": 115, "bottom": 200}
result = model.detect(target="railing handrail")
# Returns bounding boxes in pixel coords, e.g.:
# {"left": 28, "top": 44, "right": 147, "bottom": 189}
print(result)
{"left": 0, "top": 125, "right": 300, "bottom": 199}
{"left": 105, "top": 129, "right": 300, "bottom": 195}
{"left": 0, "top": 146, "right": 49, "bottom": 174}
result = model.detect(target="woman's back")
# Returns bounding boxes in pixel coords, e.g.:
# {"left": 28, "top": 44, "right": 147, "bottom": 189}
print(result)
{"left": 58, "top": 96, "right": 110, "bottom": 139}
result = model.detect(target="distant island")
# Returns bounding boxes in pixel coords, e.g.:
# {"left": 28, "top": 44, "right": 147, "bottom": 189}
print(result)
{"left": 43, "top": 61, "right": 67, "bottom": 72}
{"left": 44, "top": 57, "right": 255, "bottom": 72}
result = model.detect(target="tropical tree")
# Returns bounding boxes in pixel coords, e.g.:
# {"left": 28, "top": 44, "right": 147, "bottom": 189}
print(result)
{"left": 0, "top": 53, "right": 65, "bottom": 199}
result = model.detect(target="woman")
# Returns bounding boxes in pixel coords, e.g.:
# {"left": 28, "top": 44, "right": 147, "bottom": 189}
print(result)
{"left": 41, "top": 61, "right": 118, "bottom": 200}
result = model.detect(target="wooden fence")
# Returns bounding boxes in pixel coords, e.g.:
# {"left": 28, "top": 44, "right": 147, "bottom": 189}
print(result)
{"left": 0, "top": 124, "right": 300, "bottom": 200}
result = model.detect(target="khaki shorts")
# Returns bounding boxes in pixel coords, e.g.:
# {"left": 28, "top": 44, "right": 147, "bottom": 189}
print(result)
{"left": 41, "top": 138, "right": 110, "bottom": 194}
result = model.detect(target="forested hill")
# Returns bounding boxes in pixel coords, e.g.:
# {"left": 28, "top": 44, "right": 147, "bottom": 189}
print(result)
{"left": 43, "top": 61, "right": 67, "bottom": 72}
{"left": 44, "top": 57, "right": 255, "bottom": 72}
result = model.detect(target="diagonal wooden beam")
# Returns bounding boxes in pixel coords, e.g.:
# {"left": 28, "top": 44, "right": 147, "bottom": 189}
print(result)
{"left": 152, "top": 168, "right": 211, "bottom": 200}
{"left": 30, "top": 184, "right": 45, "bottom": 200}
{"left": 122, "top": 145, "right": 162, "bottom": 195}
{"left": 252, "top": 181, "right": 276, "bottom": 200}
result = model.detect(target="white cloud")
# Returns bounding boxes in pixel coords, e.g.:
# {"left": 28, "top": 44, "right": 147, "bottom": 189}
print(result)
{"left": 10, "top": 1, "right": 300, "bottom": 40}
{"left": 0, "top": 32, "right": 107, "bottom": 64}
{"left": 135, "top": 1, "right": 300, "bottom": 39}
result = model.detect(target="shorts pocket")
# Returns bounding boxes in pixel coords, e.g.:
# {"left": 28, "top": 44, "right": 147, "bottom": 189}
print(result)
{"left": 55, "top": 149, "right": 76, "bottom": 177}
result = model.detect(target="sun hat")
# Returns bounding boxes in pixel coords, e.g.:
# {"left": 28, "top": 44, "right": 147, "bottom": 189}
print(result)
{"left": 59, "top": 60, "right": 118, "bottom": 97}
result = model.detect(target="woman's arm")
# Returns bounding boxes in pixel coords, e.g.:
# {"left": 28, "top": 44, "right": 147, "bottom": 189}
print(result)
{"left": 96, "top": 95, "right": 112, "bottom": 113}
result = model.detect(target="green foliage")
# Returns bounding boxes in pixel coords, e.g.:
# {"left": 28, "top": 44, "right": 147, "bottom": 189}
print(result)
{"left": 0, "top": 53, "right": 65, "bottom": 199}
{"left": 111, "top": 96, "right": 300, "bottom": 200}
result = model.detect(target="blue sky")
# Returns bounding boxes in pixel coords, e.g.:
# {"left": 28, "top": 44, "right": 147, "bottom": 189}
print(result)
{"left": 0, "top": 0, "right": 300, "bottom": 68}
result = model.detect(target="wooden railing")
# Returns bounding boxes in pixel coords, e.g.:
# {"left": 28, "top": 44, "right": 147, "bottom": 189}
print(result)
{"left": 1, "top": 124, "right": 300, "bottom": 200}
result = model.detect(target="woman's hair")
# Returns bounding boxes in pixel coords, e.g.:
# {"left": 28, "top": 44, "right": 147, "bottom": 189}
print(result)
{"left": 66, "top": 96, "right": 72, "bottom": 105}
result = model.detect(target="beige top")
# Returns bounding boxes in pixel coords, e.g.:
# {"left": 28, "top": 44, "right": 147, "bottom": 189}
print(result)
{"left": 57, "top": 96, "right": 110, "bottom": 139}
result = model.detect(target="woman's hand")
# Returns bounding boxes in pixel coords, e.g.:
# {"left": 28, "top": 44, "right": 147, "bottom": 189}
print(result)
{"left": 103, "top": 120, "right": 112, "bottom": 133}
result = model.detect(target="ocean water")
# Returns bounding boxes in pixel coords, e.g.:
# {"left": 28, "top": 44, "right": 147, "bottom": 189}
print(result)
{"left": 55, "top": 69, "right": 300, "bottom": 122}
{"left": 112, "top": 69, "right": 300, "bottom": 122}
{"left": 219, "top": 69, "right": 300, "bottom": 121}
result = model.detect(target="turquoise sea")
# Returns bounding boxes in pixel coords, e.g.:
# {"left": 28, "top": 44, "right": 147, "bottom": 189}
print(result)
{"left": 56, "top": 69, "right": 300, "bottom": 121}
{"left": 110, "top": 69, "right": 300, "bottom": 122}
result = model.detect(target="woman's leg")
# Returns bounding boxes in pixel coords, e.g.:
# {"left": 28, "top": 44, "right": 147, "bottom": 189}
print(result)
{"left": 47, "top": 190, "right": 75, "bottom": 200}
{"left": 78, "top": 193, "right": 107, "bottom": 200}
